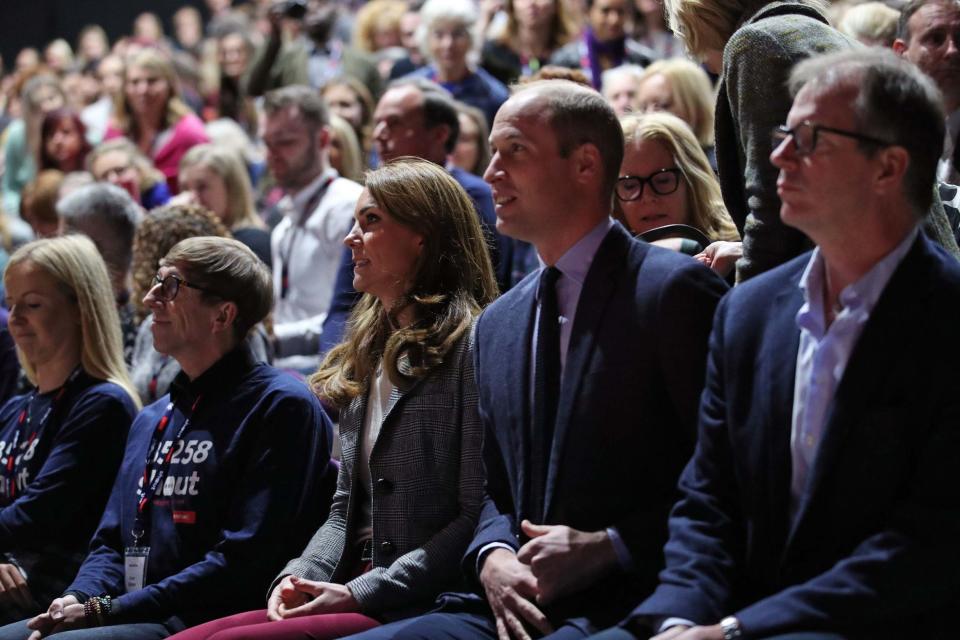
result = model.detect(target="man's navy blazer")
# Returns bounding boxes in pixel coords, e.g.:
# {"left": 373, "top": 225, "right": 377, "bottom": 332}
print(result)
{"left": 457, "top": 222, "right": 728, "bottom": 628}
{"left": 631, "top": 233, "right": 960, "bottom": 639}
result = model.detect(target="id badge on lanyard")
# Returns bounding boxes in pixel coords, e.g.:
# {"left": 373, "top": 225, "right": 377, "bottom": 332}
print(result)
{"left": 128, "top": 395, "right": 201, "bottom": 593}
{"left": 124, "top": 546, "right": 150, "bottom": 593}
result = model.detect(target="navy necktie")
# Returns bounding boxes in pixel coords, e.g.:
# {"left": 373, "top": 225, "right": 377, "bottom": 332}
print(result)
{"left": 529, "top": 266, "right": 561, "bottom": 524}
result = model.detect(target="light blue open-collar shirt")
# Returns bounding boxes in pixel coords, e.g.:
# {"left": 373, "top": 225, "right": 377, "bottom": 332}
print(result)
{"left": 661, "top": 226, "right": 920, "bottom": 635}
{"left": 790, "top": 226, "right": 920, "bottom": 513}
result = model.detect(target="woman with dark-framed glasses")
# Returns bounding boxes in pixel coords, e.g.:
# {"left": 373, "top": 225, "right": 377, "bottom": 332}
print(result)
{"left": 615, "top": 112, "right": 739, "bottom": 264}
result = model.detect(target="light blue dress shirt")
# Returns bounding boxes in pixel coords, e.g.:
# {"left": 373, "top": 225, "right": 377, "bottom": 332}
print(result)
{"left": 661, "top": 226, "right": 919, "bottom": 634}
{"left": 790, "top": 226, "right": 919, "bottom": 514}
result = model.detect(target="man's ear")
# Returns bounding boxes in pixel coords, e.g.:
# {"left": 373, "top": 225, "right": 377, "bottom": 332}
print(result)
{"left": 317, "top": 125, "right": 331, "bottom": 151}
{"left": 211, "top": 301, "right": 239, "bottom": 335}
{"left": 571, "top": 142, "right": 604, "bottom": 185}
{"left": 892, "top": 38, "right": 909, "bottom": 56}
{"left": 873, "top": 145, "right": 910, "bottom": 196}
{"left": 431, "top": 123, "right": 452, "bottom": 153}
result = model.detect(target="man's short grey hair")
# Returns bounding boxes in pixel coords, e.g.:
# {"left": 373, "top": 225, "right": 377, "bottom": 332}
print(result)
{"left": 601, "top": 65, "right": 645, "bottom": 99}
{"left": 263, "top": 84, "right": 329, "bottom": 131}
{"left": 385, "top": 77, "right": 461, "bottom": 153}
{"left": 416, "top": 0, "right": 479, "bottom": 63}
{"left": 789, "top": 47, "right": 945, "bottom": 215}
{"left": 896, "top": 0, "right": 959, "bottom": 42}
{"left": 57, "top": 183, "right": 142, "bottom": 280}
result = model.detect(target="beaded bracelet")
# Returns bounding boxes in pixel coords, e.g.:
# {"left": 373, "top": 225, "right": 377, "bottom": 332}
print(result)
{"left": 82, "top": 595, "right": 112, "bottom": 627}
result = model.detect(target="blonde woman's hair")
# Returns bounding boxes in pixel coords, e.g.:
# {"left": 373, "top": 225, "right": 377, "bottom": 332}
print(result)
{"left": 4, "top": 235, "right": 140, "bottom": 408}
{"left": 87, "top": 137, "right": 166, "bottom": 192}
{"left": 838, "top": 2, "right": 900, "bottom": 47}
{"left": 311, "top": 158, "right": 499, "bottom": 407}
{"left": 353, "top": 0, "right": 408, "bottom": 52}
{"left": 326, "top": 114, "right": 365, "bottom": 184}
{"left": 495, "top": 0, "right": 579, "bottom": 53}
{"left": 638, "top": 59, "right": 716, "bottom": 147}
{"left": 619, "top": 112, "right": 739, "bottom": 242}
{"left": 663, "top": 0, "right": 829, "bottom": 59}
{"left": 112, "top": 48, "right": 194, "bottom": 135}
{"left": 179, "top": 144, "right": 263, "bottom": 230}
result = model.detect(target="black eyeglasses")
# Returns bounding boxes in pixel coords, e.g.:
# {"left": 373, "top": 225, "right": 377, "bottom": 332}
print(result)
{"left": 152, "top": 273, "right": 215, "bottom": 302}
{"left": 772, "top": 121, "right": 892, "bottom": 156}
{"left": 615, "top": 168, "right": 682, "bottom": 202}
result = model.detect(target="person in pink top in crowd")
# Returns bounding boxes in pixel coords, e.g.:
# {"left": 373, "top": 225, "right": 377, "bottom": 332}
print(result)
{"left": 104, "top": 48, "right": 208, "bottom": 193}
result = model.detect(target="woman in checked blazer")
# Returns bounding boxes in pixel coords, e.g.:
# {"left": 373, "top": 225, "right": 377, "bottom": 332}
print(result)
{"left": 169, "top": 158, "right": 499, "bottom": 640}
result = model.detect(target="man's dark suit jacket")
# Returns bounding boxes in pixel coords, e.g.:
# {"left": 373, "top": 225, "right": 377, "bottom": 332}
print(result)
{"left": 631, "top": 233, "right": 960, "bottom": 639}
{"left": 449, "top": 223, "right": 728, "bottom": 630}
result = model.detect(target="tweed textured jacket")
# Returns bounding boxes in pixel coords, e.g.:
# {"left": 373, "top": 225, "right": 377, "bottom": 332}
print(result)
{"left": 275, "top": 330, "right": 485, "bottom": 620}
{"left": 718, "top": 2, "right": 960, "bottom": 282}
{"left": 715, "top": 1, "right": 852, "bottom": 281}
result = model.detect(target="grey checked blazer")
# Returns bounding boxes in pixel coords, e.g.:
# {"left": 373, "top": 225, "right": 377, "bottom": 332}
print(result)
{"left": 275, "top": 329, "right": 484, "bottom": 619}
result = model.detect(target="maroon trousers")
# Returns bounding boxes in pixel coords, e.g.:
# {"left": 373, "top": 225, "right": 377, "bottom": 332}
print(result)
{"left": 166, "top": 610, "right": 380, "bottom": 640}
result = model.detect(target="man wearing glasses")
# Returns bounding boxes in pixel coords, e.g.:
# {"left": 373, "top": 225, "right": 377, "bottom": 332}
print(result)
{"left": 590, "top": 48, "right": 960, "bottom": 640}
{"left": 3, "top": 237, "right": 335, "bottom": 639}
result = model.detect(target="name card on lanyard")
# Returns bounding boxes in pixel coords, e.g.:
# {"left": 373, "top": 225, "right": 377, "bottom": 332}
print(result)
{"left": 125, "top": 394, "right": 202, "bottom": 592}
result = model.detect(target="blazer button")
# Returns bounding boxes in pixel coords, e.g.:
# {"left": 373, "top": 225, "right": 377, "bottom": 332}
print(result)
{"left": 380, "top": 540, "right": 394, "bottom": 555}
{"left": 376, "top": 478, "right": 393, "bottom": 494}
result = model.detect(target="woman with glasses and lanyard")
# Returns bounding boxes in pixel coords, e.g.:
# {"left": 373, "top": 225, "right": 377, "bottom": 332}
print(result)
{"left": 165, "top": 159, "right": 496, "bottom": 640}
{"left": 615, "top": 112, "right": 740, "bottom": 275}
{"left": 0, "top": 237, "right": 334, "bottom": 640}
{"left": 0, "top": 235, "right": 139, "bottom": 624}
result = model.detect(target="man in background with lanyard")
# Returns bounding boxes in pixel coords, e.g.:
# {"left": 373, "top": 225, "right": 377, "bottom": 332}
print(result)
{"left": 263, "top": 85, "right": 362, "bottom": 372}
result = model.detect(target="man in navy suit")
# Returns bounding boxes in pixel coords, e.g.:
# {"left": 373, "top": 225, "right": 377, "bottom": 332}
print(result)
{"left": 347, "top": 81, "right": 727, "bottom": 639}
{"left": 593, "top": 49, "right": 960, "bottom": 640}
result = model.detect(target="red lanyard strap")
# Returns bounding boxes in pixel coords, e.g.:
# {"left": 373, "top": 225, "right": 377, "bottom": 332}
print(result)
{"left": 132, "top": 394, "right": 202, "bottom": 544}
{"left": 3, "top": 367, "right": 82, "bottom": 500}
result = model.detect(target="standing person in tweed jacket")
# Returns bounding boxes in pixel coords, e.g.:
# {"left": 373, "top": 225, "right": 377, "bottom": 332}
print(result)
{"left": 666, "top": 0, "right": 960, "bottom": 280}
{"left": 168, "top": 158, "right": 499, "bottom": 640}
{"left": 664, "top": 0, "right": 853, "bottom": 281}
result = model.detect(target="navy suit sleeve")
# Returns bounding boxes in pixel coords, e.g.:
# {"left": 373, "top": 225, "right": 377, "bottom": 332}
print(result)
{"left": 733, "top": 395, "right": 960, "bottom": 636}
{"left": 462, "top": 318, "right": 519, "bottom": 582}
{"left": 319, "top": 246, "right": 363, "bottom": 357}
{"left": 613, "top": 259, "right": 728, "bottom": 573}
{"left": 453, "top": 167, "right": 511, "bottom": 293}
{"left": 0, "top": 386, "right": 135, "bottom": 549}
{"left": 631, "top": 293, "right": 746, "bottom": 625}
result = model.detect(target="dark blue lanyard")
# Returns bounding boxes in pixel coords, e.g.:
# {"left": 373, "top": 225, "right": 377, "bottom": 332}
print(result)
{"left": 132, "top": 394, "right": 202, "bottom": 545}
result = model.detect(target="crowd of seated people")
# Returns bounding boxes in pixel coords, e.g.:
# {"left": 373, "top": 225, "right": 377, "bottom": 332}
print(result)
{"left": 0, "top": 0, "right": 957, "bottom": 638}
